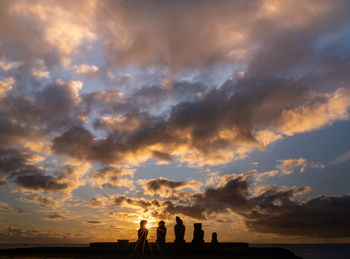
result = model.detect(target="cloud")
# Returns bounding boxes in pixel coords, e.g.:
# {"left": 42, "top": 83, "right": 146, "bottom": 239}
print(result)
{"left": 0, "top": 201, "right": 24, "bottom": 214}
{"left": 139, "top": 177, "right": 202, "bottom": 198}
{"left": 1, "top": 0, "right": 350, "bottom": 169}
{"left": 330, "top": 150, "right": 350, "bottom": 165}
{"left": 0, "top": 58, "right": 21, "bottom": 71}
{"left": 32, "top": 69, "right": 50, "bottom": 79}
{"left": 13, "top": 163, "right": 87, "bottom": 195}
{"left": 189, "top": 177, "right": 350, "bottom": 237}
{"left": 0, "top": 225, "right": 90, "bottom": 243}
{"left": 0, "top": 77, "right": 14, "bottom": 99}
{"left": 89, "top": 166, "right": 134, "bottom": 189}
{"left": 94, "top": 0, "right": 341, "bottom": 71}
{"left": 44, "top": 212, "right": 70, "bottom": 221}
{"left": 0, "top": 175, "right": 7, "bottom": 187}
{"left": 1, "top": 79, "right": 84, "bottom": 140}
{"left": 112, "top": 195, "right": 157, "bottom": 211}
{"left": 272, "top": 88, "right": 350, "bottom": 136}
{"left": 51, "top": 78, "right": 350, "bottom": 167}
{"left": 0, "top": 0, "right": 96, "bottom": 67}
{"left": 86, "top": 220, "right": 102, "bottom": 224}
{"left": 73, "top": 64, "right": 99, "bottom": 74}
{"left": 245, "top": 193, "right": 350, "bottom": 238}
{"left": 276, "top": 158, "right": 324, "bottom": 175}
{"left": 13, "top": 169, "right": 69, "bottom": 192}
{"left": 0, "top": 148, "right": 32, "bottom": 176}
{"left": 276, "top": 158, "right": 308, "bottom": 175}
{"left": 88, "top": 197, "right": 105, "bottom": 208}
{"left": 107, "top": 173, "right": 350, "bottom": 238}
{"left": 18, "top": 195, "right": 59, "bottom": 209}
{"left": 254, "top": 170, "right": 279, "bottom": 183}
{"left": 0, "top": 147, "right": 89, "bottom": 196}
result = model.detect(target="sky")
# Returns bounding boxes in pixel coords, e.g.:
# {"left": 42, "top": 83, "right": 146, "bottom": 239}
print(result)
{"left": 0, "top": 0, "right": 350, "bottom": 244}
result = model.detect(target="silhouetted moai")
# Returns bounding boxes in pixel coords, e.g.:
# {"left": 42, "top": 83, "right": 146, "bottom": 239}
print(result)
{"left": 211, "top": 232, "right": 218, "bottom": 245}
{"left": 174, "top": 216, "right": 186, "bottom": 244}
{"left": 137, "top": 220, "right": 148, "bottom": 244}
{"left": 156, "top": 220, "right": 167, "bottom": 245}
{"left": 192, "top": 223, "right": 204, "bottom": 244}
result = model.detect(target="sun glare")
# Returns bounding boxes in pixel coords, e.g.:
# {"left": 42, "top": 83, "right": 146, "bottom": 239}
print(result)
{"left": 136, "top": 215, "right": 158, "bottom": 228}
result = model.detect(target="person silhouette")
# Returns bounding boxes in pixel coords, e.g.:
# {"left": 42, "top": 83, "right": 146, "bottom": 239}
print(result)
{"left": 192, "top": 223, "right": 204, "bottom": 244}
{"left": 174, "top": 216, "right": 185, "bottom": 244}
{"left": 156, "top": 220, "right": 167, "bottom": 245}
{"left": 137, "top": 220, "right": 148, "bottom": 244}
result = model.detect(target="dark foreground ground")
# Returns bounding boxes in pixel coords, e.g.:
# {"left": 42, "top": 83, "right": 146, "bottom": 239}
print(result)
{"left": 0, "top": 242, "right": 302, "bottom": 259}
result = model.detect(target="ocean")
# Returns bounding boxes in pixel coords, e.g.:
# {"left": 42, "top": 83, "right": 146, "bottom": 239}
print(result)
{"left": 252, "top": 244, "right": 350, "bottom": 259}
{"left": 0, "top": 243, "right": 350, "bottom": 259}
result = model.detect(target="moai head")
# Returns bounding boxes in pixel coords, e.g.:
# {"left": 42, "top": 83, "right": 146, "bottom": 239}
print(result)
{"left": 176, "top": 216, "right": 183, "bottom": 225}
{"left": 140, "top": 220, "right": 147, "bottom": 229}
{"left": 194, "top": 223, "right": 202, "bottom": 231}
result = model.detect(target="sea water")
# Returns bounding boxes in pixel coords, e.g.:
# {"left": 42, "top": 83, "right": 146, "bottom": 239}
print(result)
{"left": 252, "top": 244, "right": 350, "bottom": 259}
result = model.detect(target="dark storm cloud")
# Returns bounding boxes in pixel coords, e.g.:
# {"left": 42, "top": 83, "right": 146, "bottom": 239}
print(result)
{"left": 145, "top": 178, "right": 186, "bottom": 192}
{"left": 13, "top": 170, "right": 68, "bottom": 192}
{"left": 52, "top": 114, "right": 180, "bottom": 164}
{"left": 3, "top": 80, "right": 83, "bottom": 132}
{"left": 0, "top": 148, "right": 32, "bottom": 174}
{"left": 110, "top": 173, "right": 350, "bottom": 237}
{"left": 81, "top": 81, "right": 205, "bottom": 116}
{"left": 0, "top": 79, "right": 84, "bottom": 193}
{"left": 45, "top": 212, "right": 67, "bottom": 220}
{"left": 52, "top": 126, "right": 129, "bottom": 163}
{"left": 192, "top": 175, "right": 252, "bottom": 213}
{"left": 162, "top": 201, "right": 206, "bottom": 220}
{"left": 152, "top": 150, "right": 173, "bottom": 161}
{"left": 86, "top": 220, "right": 102, "bottom": 224}
{"left": 122, "top": 81, "right": 208, "bottom": 113}
{"left": 139, "top": 177, "right": 202, "bottom": 198}
{"left": 191, "top": 179, "right": 350, "bottom": 237}
{"left": 52, "top": 77, "right": 318, "bottom": 165}
{"left": 0, "top": 113, "right": 41, "bottom": 147}
{"left": 0, "top": 147, "right": 42, "bottom": 188}
{"left": 245, "top": 194, "right": 350, "bottom": 238}
{"left": 113, "top": 195, "right": 153, "bottom": 209}
{"left": 0, "top": 147, "right": 81, "bottom": 194}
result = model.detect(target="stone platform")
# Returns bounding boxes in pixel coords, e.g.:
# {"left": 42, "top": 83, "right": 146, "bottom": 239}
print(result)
{"left": 0, "top": 242, "right": 302, "bottom": 258}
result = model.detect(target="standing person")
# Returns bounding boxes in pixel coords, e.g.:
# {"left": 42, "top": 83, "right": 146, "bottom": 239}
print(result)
{"left": 156, "top": 221, "right": 167, "bottom": 245}
{"left": 174, "top": 216, "right": 185, "bottom": 244}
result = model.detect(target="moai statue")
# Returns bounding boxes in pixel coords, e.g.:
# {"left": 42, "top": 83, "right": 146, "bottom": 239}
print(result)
{"left": 156, "top": 220, "right": 167, "bottom": 246}
{"left": 174, "top": 216, "right": 186, "bottom": 244}
{"left": 192, "top": 223, "right": 204, "bottom": 244}
{"left": 137, "top": 220, "right": 148, "bottom": 244}
{"left": 211, "top": 232, "right": 218, "bottom": 245}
